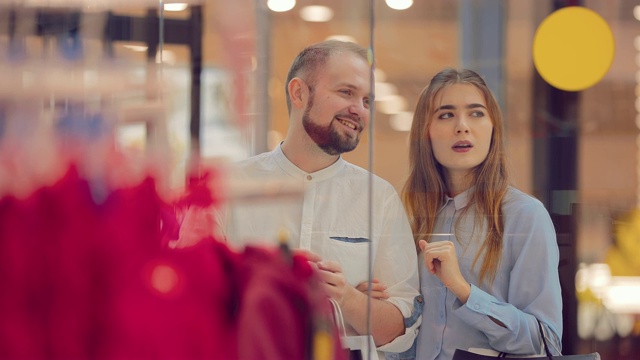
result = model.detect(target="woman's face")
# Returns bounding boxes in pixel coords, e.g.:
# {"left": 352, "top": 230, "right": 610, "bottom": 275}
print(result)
{"left": 428, "top": 83, "right": 494, "bottom": 179}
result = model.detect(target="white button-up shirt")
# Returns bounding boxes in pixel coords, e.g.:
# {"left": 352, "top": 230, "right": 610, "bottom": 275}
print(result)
{"left": 223, "top": 145, "right": 421, "bottom": 354}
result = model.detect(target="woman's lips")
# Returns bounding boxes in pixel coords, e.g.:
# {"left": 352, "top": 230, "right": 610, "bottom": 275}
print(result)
{"left": 452, "top": 141, "right": 473, "bottom": 152}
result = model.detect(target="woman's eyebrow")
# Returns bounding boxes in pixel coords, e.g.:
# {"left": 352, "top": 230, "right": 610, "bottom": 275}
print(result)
{"left": 434, "top": 103, "right": 487, "bottom": 113}
{"left": 434, "top": 104, "right": 455, "bottom": 112}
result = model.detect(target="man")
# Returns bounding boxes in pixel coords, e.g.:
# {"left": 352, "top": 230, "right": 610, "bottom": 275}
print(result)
{"left": 223, "top": 40, "right": 420, "bottom": 356}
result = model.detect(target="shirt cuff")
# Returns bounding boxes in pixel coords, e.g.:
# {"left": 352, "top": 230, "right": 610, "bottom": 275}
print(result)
{"left": 376, "top": 297, "right": 422, "bottom": 353}
{"left": 452, "top": 284, "right": 504, "bottom": 329}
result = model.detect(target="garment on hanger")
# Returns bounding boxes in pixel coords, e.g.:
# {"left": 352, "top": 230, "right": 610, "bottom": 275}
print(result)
{"left": 0, "top": 6, "right": 346, "bottom": 356}
{"left": 0, "top": 164, "right": 345, "bottom": 359}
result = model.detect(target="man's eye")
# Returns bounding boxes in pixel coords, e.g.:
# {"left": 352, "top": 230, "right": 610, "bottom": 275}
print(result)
{"left": 340, "top": 89, "right": 352, "bottom": 95}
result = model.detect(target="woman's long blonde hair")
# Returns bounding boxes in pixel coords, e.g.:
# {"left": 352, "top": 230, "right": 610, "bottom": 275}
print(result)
{"left": 401, "top": 68, "right": 509, "bottom": 285}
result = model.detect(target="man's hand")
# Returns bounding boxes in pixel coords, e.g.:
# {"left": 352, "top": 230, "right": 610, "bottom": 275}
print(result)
{"left": 302, "top": 251, "right": 405, "bottom": 345}
{"left": 316, "top": 260, "right": 349, "bottom": 304}
{"left": 295, "top": 250, "right": 348, "bottom": 303}
{"left": 293, "top": 249, "right": 322, "bottom": 263}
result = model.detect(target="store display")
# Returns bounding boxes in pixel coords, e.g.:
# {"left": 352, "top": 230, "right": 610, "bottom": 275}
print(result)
{"left": 0, "top": 2, "right": 345, "bottom": 359}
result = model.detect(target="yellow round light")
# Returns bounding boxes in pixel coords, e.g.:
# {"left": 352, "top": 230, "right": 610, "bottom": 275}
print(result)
{"left": 533, "top": 7, "right": 615, "bottom": 92}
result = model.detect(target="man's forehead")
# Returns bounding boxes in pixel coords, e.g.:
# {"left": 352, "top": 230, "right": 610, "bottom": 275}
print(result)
{"left": 324, "top": 54, "right": 371, "bottom": 87}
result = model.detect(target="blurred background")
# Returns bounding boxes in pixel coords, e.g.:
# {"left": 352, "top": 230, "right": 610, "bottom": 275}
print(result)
{"left": 1, "top": 0, "right": 639, "bottom": 358}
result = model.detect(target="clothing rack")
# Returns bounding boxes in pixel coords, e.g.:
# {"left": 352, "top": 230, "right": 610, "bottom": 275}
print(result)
{"left": 2, "top": 5, "right": 204, "bottom": 153}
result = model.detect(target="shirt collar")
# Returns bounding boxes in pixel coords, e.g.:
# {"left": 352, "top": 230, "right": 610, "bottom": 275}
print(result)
{"left": 273, "top": 143, "right": 345, "bottom": 181}
{"left": 443, "top": 186, "right": 475, "bottom": 211}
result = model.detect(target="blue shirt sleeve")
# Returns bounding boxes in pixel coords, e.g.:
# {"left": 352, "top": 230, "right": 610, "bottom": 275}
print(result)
{"left": 451, "top": 197, "right": 563, "bottom": 356}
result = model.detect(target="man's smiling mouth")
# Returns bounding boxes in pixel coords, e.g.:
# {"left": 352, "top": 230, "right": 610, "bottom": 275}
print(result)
{"left": 337, "top": 118, "right": 357, "bottom": 130}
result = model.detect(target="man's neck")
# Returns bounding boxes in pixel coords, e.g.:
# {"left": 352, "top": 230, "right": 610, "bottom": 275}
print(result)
{"left": 280, "top": 140, "right": 340, "bottom": 174}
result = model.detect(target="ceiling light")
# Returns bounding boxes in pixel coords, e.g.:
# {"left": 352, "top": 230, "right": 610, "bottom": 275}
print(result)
{"left": 374, "top": 82, "right": 398, "bottom": 101}
{"left": 385, "top": 0, "right": 413, "bottom": 10}
{"left": 389, "top": 111, "right": 414, "bottom": 132}
{"left": 386, "top": 0, "right": 413, "bottom": 11}
{"left": 374, "top": 68, "right": 387, "bottom": 82}
{"left": 123, "top": 44, "right": 148, "bottom": 52}
{"left": 377, "top": 94, "right": 408, "bottom": 114}
{"left": 325, "top": 35, "right": 357, "bottom": 43}
{"left": 602, "top": 277, "right": 640, "bottom": 314}
{"left": 164, "top": 3, "right": 188, "bottom": 12}
{"left": 268, "top": 0, "right": 296, "bottom": 12}
{"left": 300, "top": 5, "right": 333, "bottom": 22}
{"left": 156, "top": 49, "right": 176, "bottom": 65}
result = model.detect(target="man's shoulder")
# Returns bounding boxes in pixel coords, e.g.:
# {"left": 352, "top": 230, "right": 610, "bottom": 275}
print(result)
{"left": 233, "top": 152, "right": 276, "bottom": 173}
{"left": 341, "top": 161, "right": 396, "bottom": 190}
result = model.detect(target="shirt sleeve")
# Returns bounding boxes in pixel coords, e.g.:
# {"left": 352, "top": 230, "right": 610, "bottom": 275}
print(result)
{"left": 451, "top": 198, "right": 563, "bottom": 356}
{"left": 373, "top": 189, "right": 422, "bottom": 353}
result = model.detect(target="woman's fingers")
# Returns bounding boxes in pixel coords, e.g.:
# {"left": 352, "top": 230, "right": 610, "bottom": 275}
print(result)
{"left": 355, "top": 279, "right": 389, "bottom": 299}
{"left": 422, "top": 241, "right": 459, "bottom": 276}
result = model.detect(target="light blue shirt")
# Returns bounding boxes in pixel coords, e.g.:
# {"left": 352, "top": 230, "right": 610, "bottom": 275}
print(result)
{"left": 416, "top": 186, "right": 563, "bottom": 360}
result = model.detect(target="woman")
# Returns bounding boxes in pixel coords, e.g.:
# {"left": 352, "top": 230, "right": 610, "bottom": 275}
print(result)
{"left": 403, "top": 68, "right": 562, "bottom": 359}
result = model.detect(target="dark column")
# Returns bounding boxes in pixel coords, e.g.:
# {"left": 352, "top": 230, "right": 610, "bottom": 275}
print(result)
{"left": 189, "top": 6, "right": 203, "bottom": 157}
{"left": 531, "top": 0, "right": 580, "bottom": 354}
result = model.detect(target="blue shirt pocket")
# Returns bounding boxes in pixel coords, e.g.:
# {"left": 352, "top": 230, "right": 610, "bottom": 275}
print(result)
{"left": 329, "top": 236, "right": 370, "bottom": 243}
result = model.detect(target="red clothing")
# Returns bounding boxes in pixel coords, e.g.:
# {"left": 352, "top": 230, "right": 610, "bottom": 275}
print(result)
{"left": 0, "top": 165, "right": 344, "bottom": 360}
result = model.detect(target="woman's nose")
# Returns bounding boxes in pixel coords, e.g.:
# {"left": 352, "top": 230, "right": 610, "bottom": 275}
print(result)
{"left": 455, "top": 119, "right": 470, "bottom": 134}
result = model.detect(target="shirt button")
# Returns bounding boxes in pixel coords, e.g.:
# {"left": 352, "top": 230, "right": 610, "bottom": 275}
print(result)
{"left": 306, "top": 175, "right": 312, "bottom": 180}
{"left": 474, "top": 304, "right": 480, "bottom": 310}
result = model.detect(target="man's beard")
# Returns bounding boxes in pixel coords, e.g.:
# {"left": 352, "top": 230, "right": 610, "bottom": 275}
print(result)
{"left": 302, "top": 97, "right": 361, "bottom": 156}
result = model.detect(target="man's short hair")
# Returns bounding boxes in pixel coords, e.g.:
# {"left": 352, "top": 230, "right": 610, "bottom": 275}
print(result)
{"left": 285, "top": 40, "right": 369, "bottom": 113}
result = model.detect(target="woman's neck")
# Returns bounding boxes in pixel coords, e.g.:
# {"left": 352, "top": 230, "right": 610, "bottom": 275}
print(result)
{"left": 445, "top": 171, "right": 473, "bottom": 198}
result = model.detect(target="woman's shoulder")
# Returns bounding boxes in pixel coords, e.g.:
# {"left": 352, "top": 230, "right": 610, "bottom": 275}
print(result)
{"left": 502, "top": 186, "right": 548, "bottom": 216}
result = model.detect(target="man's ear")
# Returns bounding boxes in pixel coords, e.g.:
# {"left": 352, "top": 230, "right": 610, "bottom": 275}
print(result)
{"left": 288, "top": 77, "right": 306, "bottom": 109}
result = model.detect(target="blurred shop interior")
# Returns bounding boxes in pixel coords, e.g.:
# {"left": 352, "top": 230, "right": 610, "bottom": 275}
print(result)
{"left": 1, "top": 0, "right": 640, "bottom": 359}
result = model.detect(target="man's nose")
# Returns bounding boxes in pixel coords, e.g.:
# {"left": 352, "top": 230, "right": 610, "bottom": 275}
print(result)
{"left": 348, "top": 99, "right": 369, "bottom": 119}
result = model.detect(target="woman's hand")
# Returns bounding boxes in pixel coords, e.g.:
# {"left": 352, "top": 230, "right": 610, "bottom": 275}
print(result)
{"left": 419, "top": 240, "right": 471, "bottom": 303}
{"left": 355, "top": 278, "right": 389, "bottom": 300}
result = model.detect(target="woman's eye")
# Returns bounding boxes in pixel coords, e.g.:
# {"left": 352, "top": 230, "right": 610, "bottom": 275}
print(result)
{"left": 340, "top": 89, "right": 352, "bottom": 95}
{"left": 471, "top": 111, "right": 485, "bottom": 117}
{"left": 438, "top": 112, "right": 453, "bottom": 119}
